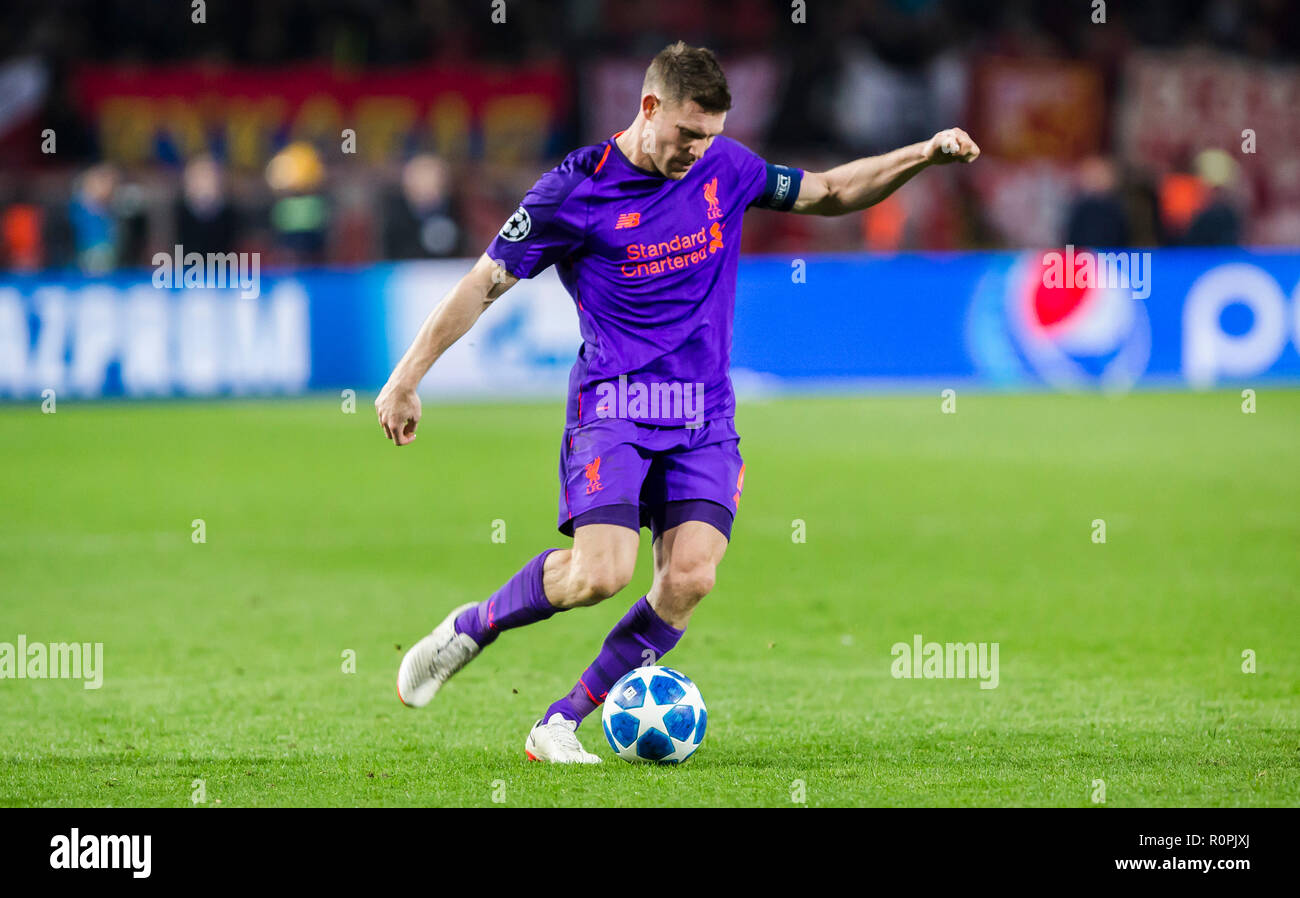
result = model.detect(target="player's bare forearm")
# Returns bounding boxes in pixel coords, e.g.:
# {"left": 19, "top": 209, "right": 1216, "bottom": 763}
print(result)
{"left": 375, "top": 254, "right": 518, "bottom": 445}
{"left": 793, "top": 127, "right": 980, "bottom": 216}
{"left": 800, "top": 142, "right": 929, "bottom": 215}
{"left": 388, "top": 273, "right": 493, "bottom": 390}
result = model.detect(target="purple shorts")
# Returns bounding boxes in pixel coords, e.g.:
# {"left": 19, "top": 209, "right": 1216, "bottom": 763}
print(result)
{"left": 557, "top": 417, "right": 745, "bottom": 540}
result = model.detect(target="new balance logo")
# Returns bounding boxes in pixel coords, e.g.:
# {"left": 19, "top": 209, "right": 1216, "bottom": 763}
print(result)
{"left": 615, "top": 212, "right": 641, "bottom": 229}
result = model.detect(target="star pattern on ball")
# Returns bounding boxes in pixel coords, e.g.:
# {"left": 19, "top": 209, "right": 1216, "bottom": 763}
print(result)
{"left": 602, "top": 666, "right": 706, "bottom": 764}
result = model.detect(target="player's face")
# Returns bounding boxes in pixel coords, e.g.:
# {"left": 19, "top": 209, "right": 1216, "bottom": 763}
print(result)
{"left": 647, "top": 98, "right": 726, "bottom": 180}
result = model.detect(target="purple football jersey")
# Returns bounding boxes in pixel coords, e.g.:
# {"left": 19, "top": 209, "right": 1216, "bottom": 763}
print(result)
{"left": 486, "top": 133, "right": 802, "bottom": 427}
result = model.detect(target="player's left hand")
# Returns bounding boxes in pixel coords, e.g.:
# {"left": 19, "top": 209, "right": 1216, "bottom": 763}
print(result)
{"left": 375, "top": 381, "right": 421, "bottom": 447}
{"left": 924, "top": 128, "right": 980, "bottom": 165}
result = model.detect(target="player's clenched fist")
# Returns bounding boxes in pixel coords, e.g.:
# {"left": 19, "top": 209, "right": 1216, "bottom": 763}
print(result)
{"left": 375, "top": 382, "right": 421, "bottom": 446}
{"left": 923, "top": 127, "right": 980, "bottom": 165}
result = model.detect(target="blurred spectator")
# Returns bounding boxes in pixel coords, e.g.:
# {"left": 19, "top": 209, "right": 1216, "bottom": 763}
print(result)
{"left": 1121, "top": 169, "right": 1166, "bottom": 248}
{"left": 1063, "top": 157, "right": 1129, "bottom": 248}
{"left": 67, "top": 163, "right": 120, "bottom": 273}
{"left": 1158, "top": 150, "right": 1244, "bottom": 247}
{"left": 265, "top": 142, "right": 330, "bottom": 264}
{"left": 1158, "top": 169, "right": 1209, "bottom": 239}
{"left": 382, "top": 154, "right": 463, "bottom": 260}
{"left": 176, "top": 155, "right": 239, "bottom": 255}
{"left": 1, "top": 193, "right": 44, "bottom": 270}
{"left": 115, "top": 180, "right": 148, "bottom": 267}
{"left": 1183, "top": 149, "right": 1243, "bottom": 247}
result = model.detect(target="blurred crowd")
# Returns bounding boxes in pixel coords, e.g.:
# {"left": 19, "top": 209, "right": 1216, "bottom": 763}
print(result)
{"left": 7, "top": 0, "right": 1296, "bottom": 67}
{"left": 1, "top": 0, "right": 1297, "bottom": 272}
{"left": 1, "top": 147, "right": 469, "bottom": 271}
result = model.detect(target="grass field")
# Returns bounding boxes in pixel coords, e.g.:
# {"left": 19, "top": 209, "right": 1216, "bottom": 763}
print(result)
{"left": 1, "top": 390, "right": 1297, "bottom": 807}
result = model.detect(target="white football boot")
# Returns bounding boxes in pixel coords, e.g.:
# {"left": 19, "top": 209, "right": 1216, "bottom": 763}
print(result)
{"left": 397, "top": 602, "right": 482, "bottom": 708}
{"left": 524, "top": 714, "right": 603, "bottom": 764}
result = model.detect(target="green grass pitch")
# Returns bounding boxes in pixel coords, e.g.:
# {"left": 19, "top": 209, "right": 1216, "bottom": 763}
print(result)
{"left": 1, "top": 390, "right": 1297, "bottom": 807}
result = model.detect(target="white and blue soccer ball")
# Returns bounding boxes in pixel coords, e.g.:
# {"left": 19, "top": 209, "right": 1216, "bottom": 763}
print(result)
{"left": 601, "top": 665, "right": 707, "bottom": 763}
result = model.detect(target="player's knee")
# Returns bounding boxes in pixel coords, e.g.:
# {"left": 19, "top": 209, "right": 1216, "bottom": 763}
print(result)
{"left": 660, "top": 560, "right": 716, "bottom": 604}
{"left": 570, "top": 560, "right": 634, "bottom": 605}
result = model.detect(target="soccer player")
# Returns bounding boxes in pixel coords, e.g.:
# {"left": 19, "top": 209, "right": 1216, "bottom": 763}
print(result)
{"left": 378, "top": 42, "right": 979, "bottom": 762}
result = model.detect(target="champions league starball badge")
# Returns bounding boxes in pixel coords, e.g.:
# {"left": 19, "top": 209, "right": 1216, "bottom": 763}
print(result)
{"left": 499, "top": 206, "right": 532, "bottom": 241}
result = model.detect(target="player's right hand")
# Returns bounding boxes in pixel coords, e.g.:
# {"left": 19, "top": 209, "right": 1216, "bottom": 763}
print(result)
{"left": 924, "top": 127, "right": 980, "bottom": 165}
{"left": 375, "top": 382, "right": 421, "bottom": 446}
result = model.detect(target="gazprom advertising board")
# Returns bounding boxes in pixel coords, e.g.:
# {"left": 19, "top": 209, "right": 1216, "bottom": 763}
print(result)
{"left": 1, "top": 249, "right": 1297, "bottom": 401}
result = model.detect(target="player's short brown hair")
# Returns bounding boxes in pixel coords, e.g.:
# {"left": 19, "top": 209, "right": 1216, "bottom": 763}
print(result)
{"left": 643, "top": 41, "right": 732, "bottom": 112}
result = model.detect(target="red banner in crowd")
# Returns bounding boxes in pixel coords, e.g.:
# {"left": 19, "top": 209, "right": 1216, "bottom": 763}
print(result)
{"left": 1119, "top": 52, "right": 1300, "bottom": 165}
{"left": 72, "top": 62, "right": 571, "bottom": 167}
{"left": 970, "top": 56, "right": 1106, "bottom": 162}
{"left": 1119, "top": 52, "right": 1300, "bottom": 218}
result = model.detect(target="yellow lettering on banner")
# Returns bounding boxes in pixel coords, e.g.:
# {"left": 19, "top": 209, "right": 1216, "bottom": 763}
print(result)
{"left": 98, "top": 98, "right": 157, "bottom": 165}
{"left": 482, "top": 96, "right": 549, "bottom": 165}
{"left": 160, "top": 97, "right": 210, "bottom": 160}
{"left": 225, "top": 98, "right": 287, "bottom": 170}
{"left": 86, "top": 74, "right": 561, "bottom": 167}
{"left": 291, "top": 95, "right": 345, "bottom": 146}
{"left": 429, "top": 95, "right": 471, "bottom": 160}
{"left": 356, "top": 98, "right": 418, "bottom": 163}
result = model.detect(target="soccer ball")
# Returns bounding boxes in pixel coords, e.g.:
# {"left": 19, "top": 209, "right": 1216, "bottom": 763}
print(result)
{"left": 601, "top": 665, "right": 707, "bottom": 763}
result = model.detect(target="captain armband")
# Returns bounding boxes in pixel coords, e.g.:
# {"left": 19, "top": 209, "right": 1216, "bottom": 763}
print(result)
{"left": 754, "top": 163, "right": 803, "bottom": 211}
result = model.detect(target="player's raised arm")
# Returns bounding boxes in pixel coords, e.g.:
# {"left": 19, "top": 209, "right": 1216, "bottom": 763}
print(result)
{"left": 374, "top": 253, "right": 518, "bottom": 446}
{"left": 792, "top": 127, "right": 980, "bottom": 216}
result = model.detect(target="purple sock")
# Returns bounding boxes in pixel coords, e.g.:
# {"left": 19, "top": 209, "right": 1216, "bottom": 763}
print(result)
{"left": 544, "top": 596, "right": 684, "bottom": 726}
{"left": 454, "top": 549, "right": 559, "bottom": 647}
